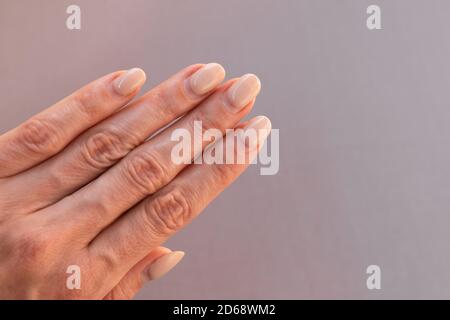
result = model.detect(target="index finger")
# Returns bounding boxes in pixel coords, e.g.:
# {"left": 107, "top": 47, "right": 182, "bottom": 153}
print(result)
{"left": 0, "top": 68, "right": 146, "bottom": 177}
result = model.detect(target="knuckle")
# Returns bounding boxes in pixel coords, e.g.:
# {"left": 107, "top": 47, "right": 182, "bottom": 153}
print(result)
{"left": 212, "top": 164, "right": 235, "bottom": 185}
{"left": 18, "top": 118, "right": 61, "bottom": 155}
{"left": 149, "top": 86, "right": 178, "bottom": 117}
{"left": 72, "top": 82, "right": 110, "bottom": 118}
{"left": 91, "top": 246, "right": 122, "bottom": 272}
{"left": 72, "top": 88, "right": 95, "bottom": 115}
{"left": 143, "top": 187, "right": 192, "bottom": 234}
{"left": 123, "top": 152, "right": 168, "bottom": 194}
{"left": 150, "top": 88, "right": 170, "bottom": 111}
{"left": 82, "top": 130, "right": 135, "bottom": 169}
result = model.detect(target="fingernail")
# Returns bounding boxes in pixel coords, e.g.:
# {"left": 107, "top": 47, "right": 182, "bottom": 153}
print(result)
{"left": 227, "top": 74, "right": 261, "bottom": 112}
{"left": 145, "top": 251, "right": 185, "bottom": 281}
{"left": 241, "top": 116, "right": 272, "bottom": 150}
{"left": 114, "top": 68, "right": 146, "bottom": 96}
{"left": 189, "top": 63, "right": 226, "bottom": 95}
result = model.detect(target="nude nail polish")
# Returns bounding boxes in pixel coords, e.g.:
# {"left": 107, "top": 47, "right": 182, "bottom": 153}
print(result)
{"left": 189, "top": 63, "right": 226, "bottom": 95}
{"left": 227, "top": 74, "right": 261, "bottom": 112}
{"left": 145, "top": 251, "right": 185, "bottom": 281}
{"left": 113, "top": 68, "right": 146, "bottom": 96}
{"left": 242, "top": 116, "right": 272, "bottom": 150}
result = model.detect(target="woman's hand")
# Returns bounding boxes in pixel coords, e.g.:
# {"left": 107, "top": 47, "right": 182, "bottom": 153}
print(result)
{"left": 0, "top": 63, "right": 271, "bottom": 299}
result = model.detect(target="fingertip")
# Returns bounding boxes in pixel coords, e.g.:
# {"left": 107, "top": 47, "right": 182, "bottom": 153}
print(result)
{"left": 113, "top": 67, "right": 147, "bottom": 96}
{"left": 189, "top": 62, "right": 226, "bottom": 96}
{"left": 145, "top": 250, "right": 186, "bottom": 281}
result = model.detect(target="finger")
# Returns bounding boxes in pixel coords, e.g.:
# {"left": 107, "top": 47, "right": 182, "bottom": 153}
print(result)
{"left": 103, "top": 247, "right": 184, "bottom": 300}
{"left": 3, "top": 63, "right": 226, "bottom": 213}
{"left": 0, "top": 68, "right": 146, "bottom": 178}
{"left": 51, "top": 74, "right": 261, "bottom": 238}
{"left": 90, "top": 116, "right": 271, "bottom": 275}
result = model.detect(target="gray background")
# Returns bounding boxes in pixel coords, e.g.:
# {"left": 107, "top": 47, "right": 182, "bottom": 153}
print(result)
{"left": 1, "top": 0, "right": 450, "bottom": 299}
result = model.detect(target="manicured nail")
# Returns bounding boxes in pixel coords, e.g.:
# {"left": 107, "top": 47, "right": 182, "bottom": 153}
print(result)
{"left": 189, "top": 63, "right": 226, "bottom": 95}
{"left": 242, "top": 116, "right": 272, "bottom": 150}
{"left": 114, "top": 68, "right": 146, "bottom": 96}
{"left": 145, "top": 251, "right": 185, "bottom": 281}
{"left": 227, "top": 74, "right": 261, "bottom": 112}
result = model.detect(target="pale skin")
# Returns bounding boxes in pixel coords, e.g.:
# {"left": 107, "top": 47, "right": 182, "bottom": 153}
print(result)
{"left": 0, "top": 63, "right": 271, "bottom": 299}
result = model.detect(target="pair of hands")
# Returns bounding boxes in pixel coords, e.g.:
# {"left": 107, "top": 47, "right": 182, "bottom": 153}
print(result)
{"left": 0, "top": 63, "right": 271, "bottom": 299}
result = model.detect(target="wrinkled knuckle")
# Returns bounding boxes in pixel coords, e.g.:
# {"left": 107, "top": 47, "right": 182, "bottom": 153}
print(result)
{"left": 124, "top": 152, "right": 167, "bottom": 194}
{"left": 73, "top": 83, "right": 110, "bottom": 118}
{"left": 150, "top": 88, "right": 170, "bottom": 110}
{"left": 73, "top": 87, "right": 95, "bottom": 114}
{"left": 149, "top": 87, "right": 179, "bottom": 117}
{"left": 143, "top": 187, "right": 192, "bottom": 235}
{"left": 213, "top": 164, "right": 235, "bottom": 185}
{"left": 82, "top": 130, "right": 134, "bottom": 169}
{"left": 18, "top": 118, "right": 61, "bottom": 155}
{"left": 93, "top": 247, "right": 121, "bottom": 272}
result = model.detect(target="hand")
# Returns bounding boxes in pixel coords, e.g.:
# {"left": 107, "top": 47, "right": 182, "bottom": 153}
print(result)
{"left": 0, "top": 63, "right": 271, "bottom": 299}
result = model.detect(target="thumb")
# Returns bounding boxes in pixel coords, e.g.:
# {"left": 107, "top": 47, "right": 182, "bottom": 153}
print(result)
{"left": 103, "top": 247, "right": 185, "bottom": 300}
